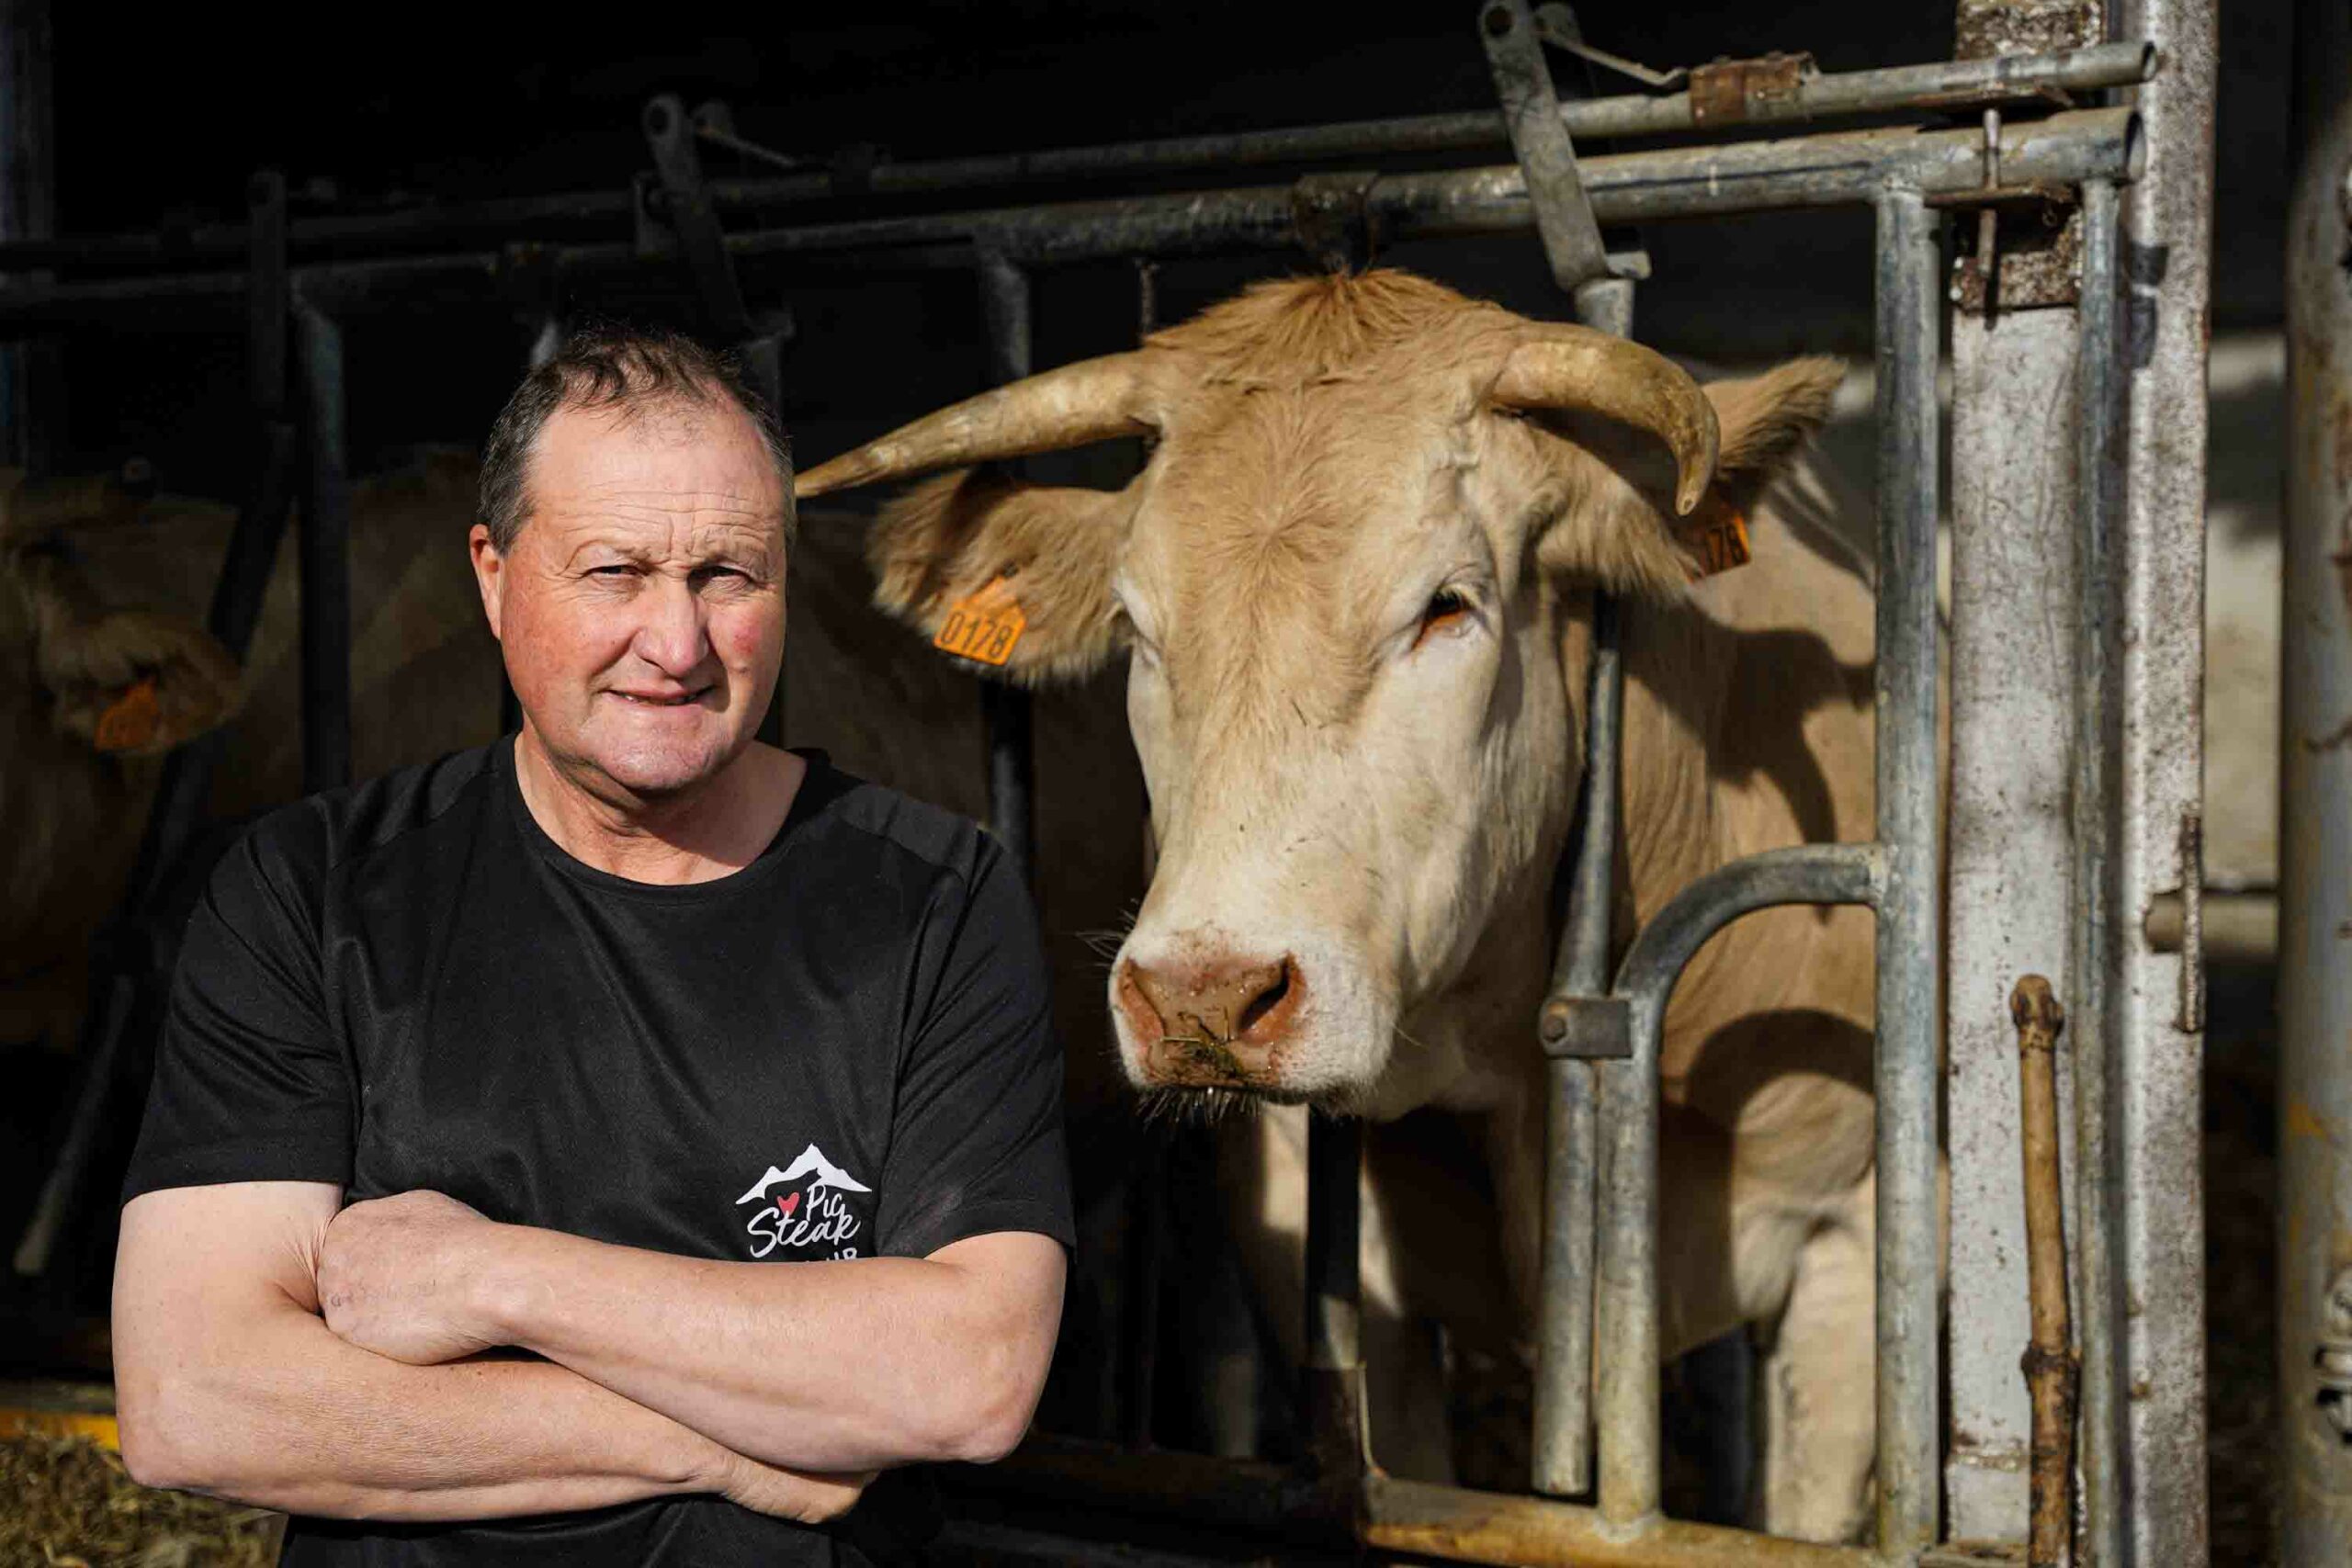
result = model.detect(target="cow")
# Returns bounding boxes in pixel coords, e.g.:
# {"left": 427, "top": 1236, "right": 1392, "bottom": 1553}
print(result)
{"left": 0, "top": 470, "right": 243, "bottom": 1046}
{"left": 796, "top": 268, "right": 1884, "bottom": 1541}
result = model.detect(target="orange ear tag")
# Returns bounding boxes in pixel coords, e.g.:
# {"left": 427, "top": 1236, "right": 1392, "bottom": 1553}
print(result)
{"left": 932, "top": 575, "right": 1028, "bottom": 667}
{"left": 93, "top": 673, "right": 161, "bottom": 753}
{"left": 1679, "top": 493, "right": 1752, "bottom": 579}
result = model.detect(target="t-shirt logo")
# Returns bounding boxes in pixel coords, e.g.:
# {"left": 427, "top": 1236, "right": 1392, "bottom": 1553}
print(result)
{"left": 735, "top": 1144, "right": 872, "bottom": 1260}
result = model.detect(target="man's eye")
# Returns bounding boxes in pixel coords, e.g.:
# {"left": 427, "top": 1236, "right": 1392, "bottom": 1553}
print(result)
{"left": 588, "top": 564, "right": 636, "bottom": 579}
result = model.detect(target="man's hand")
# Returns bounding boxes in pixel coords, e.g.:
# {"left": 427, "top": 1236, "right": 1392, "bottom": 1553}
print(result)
{"left": 707, "top": 1449, "right": 875, "bottom": 1524}
{"left": 319, "top": 1190, "right": 504, "bottom": 1364}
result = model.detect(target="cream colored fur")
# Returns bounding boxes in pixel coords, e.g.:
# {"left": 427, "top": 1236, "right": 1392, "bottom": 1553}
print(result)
{"left": 846, "top": 270, "right": 1888, "bottom": 1541}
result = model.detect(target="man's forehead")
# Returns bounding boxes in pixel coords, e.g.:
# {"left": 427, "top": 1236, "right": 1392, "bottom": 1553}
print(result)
{"left": 530, "top": 398, "right": 785, "bottom": 523}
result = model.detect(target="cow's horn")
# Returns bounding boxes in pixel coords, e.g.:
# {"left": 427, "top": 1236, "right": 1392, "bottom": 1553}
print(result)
{"left": 1490, "top": 328, "right": 1720, "bottom": 517}
{"left": 797, "top": 352, "right": 1151, "bottom": 499}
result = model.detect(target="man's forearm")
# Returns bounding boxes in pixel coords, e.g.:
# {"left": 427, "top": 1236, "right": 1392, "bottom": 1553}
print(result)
{"left": 474, "top": 1227, "right": 1060, "bottom": 1473}
{"left": 123, "top": 1289, "right": 728, "bottom": 1520}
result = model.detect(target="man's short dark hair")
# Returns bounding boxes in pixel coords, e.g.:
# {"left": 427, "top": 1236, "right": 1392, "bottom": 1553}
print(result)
{"left": 479, "top": 325, "right": 794, "bottom": 553}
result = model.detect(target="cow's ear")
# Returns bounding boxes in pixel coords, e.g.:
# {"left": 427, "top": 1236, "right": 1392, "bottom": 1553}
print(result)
{"left": 869, "top": 468, "right": 1128, "bottom": 686}
{"left": 1702, "top": 355, "right": 1845, "bottom": 513}
{"left": 1535, "top": 355, "right": 1845, "bottom": 598}
{"left": 18, "top": 555, "right": 243, "bottom": 755}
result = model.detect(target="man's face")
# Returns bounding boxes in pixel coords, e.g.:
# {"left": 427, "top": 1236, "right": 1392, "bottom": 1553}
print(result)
{"left": 470, "top": 395, "right": 788, "bottom": 800}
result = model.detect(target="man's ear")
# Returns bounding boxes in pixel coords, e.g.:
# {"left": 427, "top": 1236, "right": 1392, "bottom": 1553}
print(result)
{"left": 19, "top": 552, "right": 243, "bottom": 756}
{"left": 1534, "top": 355, "right": 1846, "bottom": 597}
{"left": 869, "top": 468, "right": 1129, "bottom": 686}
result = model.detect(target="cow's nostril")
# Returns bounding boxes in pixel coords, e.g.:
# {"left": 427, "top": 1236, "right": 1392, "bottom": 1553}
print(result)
{"left": 1233, "top": 958, "right": 1292, "bottom": 1040}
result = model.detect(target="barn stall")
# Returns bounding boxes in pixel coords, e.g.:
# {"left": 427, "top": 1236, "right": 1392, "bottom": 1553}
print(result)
{"left": 0, "top": 0, "right": 2325, "bottom": 1563}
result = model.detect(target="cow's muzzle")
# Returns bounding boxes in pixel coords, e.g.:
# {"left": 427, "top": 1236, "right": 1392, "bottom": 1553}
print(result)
{"left": 1116, "top": 950, "right": 1304, "bottom": 1089}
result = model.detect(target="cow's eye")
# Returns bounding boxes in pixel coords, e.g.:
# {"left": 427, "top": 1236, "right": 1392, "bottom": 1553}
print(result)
{"left": 1415, "top": 587, "right": 1475, "bottom": 646}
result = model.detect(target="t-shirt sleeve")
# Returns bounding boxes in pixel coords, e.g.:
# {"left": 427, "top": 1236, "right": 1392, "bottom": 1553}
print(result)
{"left": 874, "top": 841, "right": 1074, "bottom": 1259}
{"left": 119, "top": 814, "right": 355, "bottom": 1202}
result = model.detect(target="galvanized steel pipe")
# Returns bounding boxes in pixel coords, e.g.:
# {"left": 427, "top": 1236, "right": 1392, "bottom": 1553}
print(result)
{"left": 0, "top": 111, "right": 2142, "bottom": 330}
{"left": 1593, "top": 842, "right": 1881, "bottom": 1527}
{"left": 1870, "top": 184, "right": 1944, "bottom": 1564}
{"left": 0, "top": 43, "right": 2153, "bottom": 279}
{"left": 976, "top": 252, "right": 1038, "bottom": 893}
{"left": 2108, "top": 5, "right": 2218, "bottom": 1562}
{"left": 292, "top": 300, "right": 351, "bottom": 795}
{"left": 2280, "top": 0, "right": 2352, "bottom": 1554}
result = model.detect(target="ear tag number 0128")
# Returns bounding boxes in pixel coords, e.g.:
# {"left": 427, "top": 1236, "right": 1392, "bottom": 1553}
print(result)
{"left": 933, "top": 574, "right": 1027, "bottom": 667}
{"left": 1679, "top": 492, "right": 1751, "bottom": 579}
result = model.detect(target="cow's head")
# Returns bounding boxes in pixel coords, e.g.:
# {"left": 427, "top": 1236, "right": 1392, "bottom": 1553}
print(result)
{"left": 801, "top": 271, "right": 1837, "bottom": 1110}
{"left": 1, "top": 468, "right": 243, "bottom": 757}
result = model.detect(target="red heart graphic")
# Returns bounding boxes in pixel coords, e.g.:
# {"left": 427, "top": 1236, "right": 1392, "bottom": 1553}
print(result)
{"left": 776, "top": 1192, "right": 801, "bottom": 1219}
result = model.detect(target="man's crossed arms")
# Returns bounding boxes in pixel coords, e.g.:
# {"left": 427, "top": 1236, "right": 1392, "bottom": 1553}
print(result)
{"left": 113, "top": 1179, "right": 1064, "bottom": 1523}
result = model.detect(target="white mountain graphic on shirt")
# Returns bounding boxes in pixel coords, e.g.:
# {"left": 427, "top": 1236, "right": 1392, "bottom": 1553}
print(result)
{"left": 734, "top": 1144, "right": 872, "bottom": 1204}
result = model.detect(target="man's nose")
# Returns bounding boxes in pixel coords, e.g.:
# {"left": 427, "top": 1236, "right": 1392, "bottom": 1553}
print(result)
{"left": 631, "top": 575, "right": 711, "bottom": 674}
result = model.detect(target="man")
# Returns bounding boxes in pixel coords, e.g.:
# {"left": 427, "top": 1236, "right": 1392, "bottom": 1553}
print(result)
{"left": 110, "top": 328, "right": 1072, "bottom": 1565}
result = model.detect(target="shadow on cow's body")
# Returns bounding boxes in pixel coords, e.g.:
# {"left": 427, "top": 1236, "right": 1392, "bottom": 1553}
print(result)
{"left": 800, "top": 268, "right": 1902, "bottom": 1544}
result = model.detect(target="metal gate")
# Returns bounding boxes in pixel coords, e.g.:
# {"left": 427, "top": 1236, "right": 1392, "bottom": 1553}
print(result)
{"left": 0, "top": 4, "right": 2220, "bottom": 1564}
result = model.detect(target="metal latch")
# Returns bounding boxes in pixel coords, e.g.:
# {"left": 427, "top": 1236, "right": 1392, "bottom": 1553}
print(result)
{"left": 1688, "top": 51, "right": 1817, "bottom": 128}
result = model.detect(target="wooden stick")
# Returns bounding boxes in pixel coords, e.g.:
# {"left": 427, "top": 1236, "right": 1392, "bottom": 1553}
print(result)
{"left": 2011, "top": 975, "right": 2077, "bottom": 1567}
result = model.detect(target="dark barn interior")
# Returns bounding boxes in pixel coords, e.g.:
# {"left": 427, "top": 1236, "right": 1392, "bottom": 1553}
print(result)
{"left": 0, "top": 3, "right": 2302, "bottom": 1563}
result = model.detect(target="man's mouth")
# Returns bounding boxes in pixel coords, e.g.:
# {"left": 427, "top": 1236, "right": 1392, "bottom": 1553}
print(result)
{"left": 605, "top": 686, "right": 712, "bottom": 707}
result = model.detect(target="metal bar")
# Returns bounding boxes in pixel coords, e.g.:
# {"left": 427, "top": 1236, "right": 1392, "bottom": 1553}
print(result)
{"left": 2107, "top": 5, "right": 2214, "bottom": 1563}
{"left": 293, "top": 300, "right": 352, "bottom": 794}
{"left": 1940, "top": 134, "right": 2089, "bottom": 1551}
{"left": 0, "top": 0, "right": 51, "bottom": 468}
{"left": 724, "top": 110, "right": 2148, "bottom": 267}
{"left": 643, "top": 93, "right": 755, "bottom": 342}
{"left": 1305, "top": 1113, "right": 1364, "bottom": 1376}
{"left": 945, "top": 1438, "right": 1875, "bottom": 1567}
{"left": 1364, "top": 1475, "right": 1875, "bottom": 1568}
{"left": 1594, "top": 842, "right": 1881, "bottom": 1528}
{"left": 2282, "top": 2, "right": 2352, "bottom": 1555}
{"left": 0, "top": 41, "right": 2157, "bottom": 279}
{"left": 1534, "top": 590, "right": 1618, "bottom": 1496}
{"left": 975, "top": 252, "right": 1037, "bottom": 894}
{"left": 1482, "top": 3, "right": 1637, "bottom": 1494}
{"left": 1479, "top": 0, "right": 1611, "bottom": 298}
{"left": 9, "top": 975, "right": 132, "bottom": 1278}
{"left": 0, "top": 111, "right": 2143, "bottom": 331}
{"left": 1871, "top": 183, "right": 1944, "bottom": 1565}
{"left": 2067, "top": 174, "right": 2126, "bottom": 1568}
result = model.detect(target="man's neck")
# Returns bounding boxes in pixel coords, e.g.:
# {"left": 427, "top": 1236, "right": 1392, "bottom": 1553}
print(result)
{"left": 513, "top": 730, "right": 808, "bottom": 886}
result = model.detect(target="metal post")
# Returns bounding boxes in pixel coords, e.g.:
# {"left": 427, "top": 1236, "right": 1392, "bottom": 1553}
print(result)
{"left": 975, "top": 251, "right": 1037, "bottom": 892}
{"left": 1479, "top": 1, "right": 1641, "bottom": 1502}
{"left": 2064, "top": 174, "right": 2129, "bottom": 1568}
{"left": 1535, "top": 586, "right": 1615, "bottom": 1497}
{"left": 1303, "top": 1111, "right": 1367, "bottom": 1474}
{"left": 0, "top": 0, "right": 51, "bottom": 469}
{"left": 294, "top": 300, "right": 352, "bottom": 794}
{"left": 1940, "top": 1, "right": 2100, "bottom": 1533}
{"left": 2101, "top": 5, "right": 2216, "bottom": 1564}
{"left": 1871, "top": 184, "right": 1944, "bottom": 1564}
{"left": 2280, "top": 1, "right": 2352, "bottom": 1555}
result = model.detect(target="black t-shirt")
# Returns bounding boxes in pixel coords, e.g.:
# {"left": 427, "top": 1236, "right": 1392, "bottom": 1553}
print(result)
{"left": 120, "top": 739, "right": 1074, "bottom": 1567}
